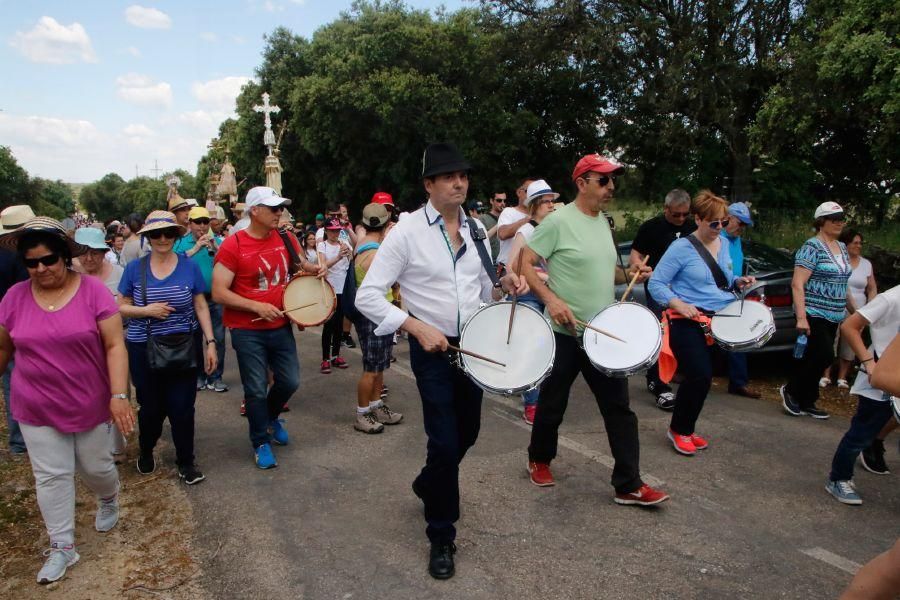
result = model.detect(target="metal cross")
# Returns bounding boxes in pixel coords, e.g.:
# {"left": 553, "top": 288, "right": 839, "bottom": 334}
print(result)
{"left": 253, "top": 92, "right": 280, "bottom": 152}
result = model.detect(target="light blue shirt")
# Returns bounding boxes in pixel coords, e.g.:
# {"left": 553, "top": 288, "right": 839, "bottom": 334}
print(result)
{"left": 649, "top": 235, "right": 739, "bottom": 312}
{"left": 721, "top": 230, "right": 744, "bottom": 276}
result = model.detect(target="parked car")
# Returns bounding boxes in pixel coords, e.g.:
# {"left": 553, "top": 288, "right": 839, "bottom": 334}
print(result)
{"left": 614, "top": 239, "right": 797, "bottom": 352}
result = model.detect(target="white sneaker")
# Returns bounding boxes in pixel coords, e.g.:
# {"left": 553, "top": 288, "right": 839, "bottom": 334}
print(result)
{"left": 37, "top": 544, "right": 79, "bottom": 584}
{"left": 95, "top": 496, "right": 119, "bottom": 532}
{"left": 372, "top": 403, "right": 403, "bottom": 425}
{"left": 354, "top": 411, "right": 384, "bottom": 434}
{"left": 837, "top": 379, "right": 849, "bottom": 389}
{"left": 818, "top": 377, "right": 831, "bottom": 388}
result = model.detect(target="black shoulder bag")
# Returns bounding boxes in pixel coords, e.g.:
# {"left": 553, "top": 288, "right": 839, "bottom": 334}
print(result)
{"left": 686, "top": 235, "right": 731, "bottom": 291}
{"left": 142, "top": 255, "right": 197, "bottom": 372}
{"left": 466, "top": 217, "right": 501, "bottom": 289}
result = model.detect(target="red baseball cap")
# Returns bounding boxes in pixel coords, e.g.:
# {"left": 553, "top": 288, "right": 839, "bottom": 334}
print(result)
{"left": 371, "top": 192, "right": 394, "bottom": 207}
{"left": 571, "top": 153, "right": 625, "bottom": 181}
{"left": 324, "top": 217, "right": 343, "bottom": 230}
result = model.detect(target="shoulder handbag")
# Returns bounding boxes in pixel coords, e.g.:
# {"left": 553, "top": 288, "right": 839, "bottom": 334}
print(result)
{"left": 686, "top": 235, "right": 731, "bottom": 291}
{"left": 142, "top": 255, "right": 197, "bottom": 372}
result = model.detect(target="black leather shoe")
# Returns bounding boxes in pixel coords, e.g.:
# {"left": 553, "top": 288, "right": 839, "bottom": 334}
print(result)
{"left": 429, "top": 542, "right": 456, "bottom": 579}
{"left": 728, "top": 385, "right": 761, "bottom": 399}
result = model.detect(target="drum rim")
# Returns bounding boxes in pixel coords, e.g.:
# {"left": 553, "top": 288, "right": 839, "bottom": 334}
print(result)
{"left": 710, "top": 301, "right": 775, "bottom": 345}
{"left": 282, "top": 276, "right": 337, "bottom": 327}
{"left": 458, "top": 301, "right": 556, "bottom": 395}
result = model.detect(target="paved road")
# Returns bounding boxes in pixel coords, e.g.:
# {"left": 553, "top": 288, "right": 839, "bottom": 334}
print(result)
{"left": 180, "top": 328, "right": 898, "bottom": 599}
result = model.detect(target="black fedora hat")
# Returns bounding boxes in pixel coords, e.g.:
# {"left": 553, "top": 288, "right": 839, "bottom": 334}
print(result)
{"left": 422, "top": 143, "right": 472, "bottom": 178}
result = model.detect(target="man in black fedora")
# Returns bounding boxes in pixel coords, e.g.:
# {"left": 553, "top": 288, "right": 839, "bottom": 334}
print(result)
{"left": 357, "top": 142, "right": 527, "bottom": 579}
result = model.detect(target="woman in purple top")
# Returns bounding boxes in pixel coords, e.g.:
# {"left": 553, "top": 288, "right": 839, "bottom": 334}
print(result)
{"left": 0, "top": 217, "right": 133, "bottom": 585}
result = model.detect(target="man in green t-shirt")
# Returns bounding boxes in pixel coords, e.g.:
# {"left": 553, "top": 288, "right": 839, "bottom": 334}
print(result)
{"left": 519, "top": 153, "right": 670, "bottom": 507}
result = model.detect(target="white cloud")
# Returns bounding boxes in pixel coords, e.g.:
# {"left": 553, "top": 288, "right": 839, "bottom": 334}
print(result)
{"left": 116, "top": 73, "right": 173, "bottom": 108}
{"left": 230, "top": 35, "right": 246, "bottom": 45}
{"left": 177, "top": 110, "right": 227, "bottom": 131}
{"left": 200, "top": 32, "right": 218, "bottom": 43}
{"left": 263, "top": 1, "right": 283, "bottom": 11}
{"left": 0, "top": 114, "right": 102, "bottom": 147}
{"left": 123, "top": 123, "right": 154, "bottom": 137}
{"left": 9, "top": 16, "right": 97, "bottom": 64}
{"left": 125, "top": 46, "right": 142, "bottom": 57}
{"left": 191, "top": 76, "right": 251, "bottom": 112}
{"left": 124, "top": 5, "right": 172, "bottom": 30}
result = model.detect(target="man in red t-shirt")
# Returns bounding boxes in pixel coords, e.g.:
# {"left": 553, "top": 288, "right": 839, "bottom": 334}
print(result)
{"left": 212, "top": 186, "right": 308, "bottom": 469}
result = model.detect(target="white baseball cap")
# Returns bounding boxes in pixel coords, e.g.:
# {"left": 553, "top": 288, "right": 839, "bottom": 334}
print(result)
{"left": 245, "top": 186, "right": 291, "bottom": 208}
{"left": 814, "top": 201, "right": 844, "bottom": 219}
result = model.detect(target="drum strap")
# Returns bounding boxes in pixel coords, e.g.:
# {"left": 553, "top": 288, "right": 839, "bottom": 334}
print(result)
{"left": 686, "top": 235, "right": 731, "bottom": 290}
{"left": 277, "top": 229, "right": 303, "bottom": 275}
{"left": 465, "top": 217, "right": 501, "bottom": 289}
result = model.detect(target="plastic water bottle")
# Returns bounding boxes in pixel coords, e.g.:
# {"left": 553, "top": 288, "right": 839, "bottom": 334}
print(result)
{"left": 793, "top": 334, "right": 808, "bottom": 359}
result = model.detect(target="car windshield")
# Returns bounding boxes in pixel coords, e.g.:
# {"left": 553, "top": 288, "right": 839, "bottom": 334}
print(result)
{"left": 743, "top": 240, "right": 794, "bottom": 274}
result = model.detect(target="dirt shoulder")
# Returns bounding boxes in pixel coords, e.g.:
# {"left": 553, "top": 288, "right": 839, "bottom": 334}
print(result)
{"left": 0, "top": 404, "right": 208, "bottom": 599}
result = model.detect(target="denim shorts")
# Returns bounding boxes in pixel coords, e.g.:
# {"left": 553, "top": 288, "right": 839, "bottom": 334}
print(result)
{"left": 356, "top": 317, "right": 393, "bottom": 373}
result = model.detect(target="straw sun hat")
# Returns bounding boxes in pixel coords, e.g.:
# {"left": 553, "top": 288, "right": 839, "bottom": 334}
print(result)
{"left": 0, "top": 216, "right": 89, "bottom": 256}
{"left": 137, "top": 210, "right": 188, "bottom": 237}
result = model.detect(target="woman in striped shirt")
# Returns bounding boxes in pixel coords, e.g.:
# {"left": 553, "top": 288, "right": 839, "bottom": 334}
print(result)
{"left": 780, "top": 202, "right": 851, "bottom": 420}
{"left": 118, "top": 211, "right": 217, "bottom": 485}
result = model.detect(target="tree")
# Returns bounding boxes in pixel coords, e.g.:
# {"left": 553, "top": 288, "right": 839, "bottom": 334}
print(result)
{"left": 32, "top": 178, "right": 76, "bottom": 220}
{"left": 79, "top": 173, "right": 125, "bottom": 222}
{"left": 118, "top": 176, "right": 168, "bottom": 218}
{"left": 752, "top": 0, "right": 899, "bottom": 224}
{"left": 0, "top": 146, "right": 35, "bottom": 210}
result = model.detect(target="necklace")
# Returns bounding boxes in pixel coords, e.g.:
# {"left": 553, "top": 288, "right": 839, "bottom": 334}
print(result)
{"left": 33, "top": 272, "right": 71, "bottom": 311}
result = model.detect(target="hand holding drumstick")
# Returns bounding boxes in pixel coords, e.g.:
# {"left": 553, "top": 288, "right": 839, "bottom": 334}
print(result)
{"left": 621, "top": 254, "right": 650, "bottom": 303}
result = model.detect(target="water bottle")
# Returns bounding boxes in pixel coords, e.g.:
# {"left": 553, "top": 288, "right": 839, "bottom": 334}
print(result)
{"left": 793, "top": 333, "right": 808, "bottom": 359}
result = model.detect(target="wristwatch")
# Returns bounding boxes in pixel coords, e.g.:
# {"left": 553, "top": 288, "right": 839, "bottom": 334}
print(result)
{"left": 111, "top": 393, "right": 127, "bottom": 400}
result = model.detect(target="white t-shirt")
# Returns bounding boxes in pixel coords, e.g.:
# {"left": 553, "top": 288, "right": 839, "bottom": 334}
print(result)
{"left": 496, "top": 206, "right": 529, "bottom": 265}
{"left": 847, "top": 257, "right": 873, "bottom": 309}
{"left": 850, "top": 285, "right": 900, "bottom": 402}
{"left": 317, "top": 240, "right": 350, "bottom": 294}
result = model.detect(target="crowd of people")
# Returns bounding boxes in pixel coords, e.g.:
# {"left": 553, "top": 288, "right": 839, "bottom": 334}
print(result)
{"left": 0, "top": 144, "right": 896, "bottom": 589}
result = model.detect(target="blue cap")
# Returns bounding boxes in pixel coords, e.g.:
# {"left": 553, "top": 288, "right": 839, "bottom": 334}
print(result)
{"left": 728, "top": 202, "right": 753, "bottom": 226}
{"left": 74, "top": 227, "right": 110, "bottom": 250}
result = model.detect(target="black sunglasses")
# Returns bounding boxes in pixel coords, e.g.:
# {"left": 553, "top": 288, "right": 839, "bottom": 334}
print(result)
{"left": 191, "top": 218, "right": 211, "bottom": 225}
{"left": 146, "top": 228, "right": 180, "bottom": 240}
{"left": 582, "top": 175, "right": 616, "bottom": 186}
{"left": 24, "top": 253, "right": 61, "bottom": 269}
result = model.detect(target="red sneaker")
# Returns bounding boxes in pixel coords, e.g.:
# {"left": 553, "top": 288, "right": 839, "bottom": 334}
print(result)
{"left": 281, "top": 402, "right": 291, "bottom": 413}
{"left": 527, "top": 461, "right": 555, "bottom": 487}
{"left": 320, "top": 360, "right": 332, "bottom": 374}
{"left": 615, "top": 484, "right": 670, "bottom": 506}
{"left": 239, "top": 400, "right": 246, "bottom": 417}
{"left": 690, "top": 432, "right": 708, "bottom": 450}
{"left": 667, "top": 429, "right": 696, "bottom": 455}
{"left": 332, "top": 356, "right": 349, "bottom": 369}
{"left": 523, "top": 405, "right": 536, "bottom": 425}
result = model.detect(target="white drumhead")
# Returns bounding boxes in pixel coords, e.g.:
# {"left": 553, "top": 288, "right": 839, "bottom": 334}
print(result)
{"left": 583, "top": 303, "right": 661, "bottom": 371}
{"left": 711, "top": 300, "right": 774, "bottom": 344}
{"left": 459, "top": 303, "right": 554, "bottom": 394}
{"left": 283, "top": 276, "right": 336, "bottom": 326}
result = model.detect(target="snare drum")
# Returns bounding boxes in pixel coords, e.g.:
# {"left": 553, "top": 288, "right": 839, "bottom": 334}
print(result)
{"left": 583, "top": 302, "right": 662, "bottom": 377}
{"left": 710, "top": 300, "right": 775, "bottom": 351}
{"left": 281, "top": 275, "right": 336, "bottom": 327}
{"left": 457, "top": 302, "right": 555, "bottom": 396}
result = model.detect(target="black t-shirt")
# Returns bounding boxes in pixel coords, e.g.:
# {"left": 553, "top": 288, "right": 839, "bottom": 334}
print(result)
{"left": 0, "top": 249, "right": 28, "bottom": 300}
{"left": 631, "top": 214, "right": 697, "bottom": 270}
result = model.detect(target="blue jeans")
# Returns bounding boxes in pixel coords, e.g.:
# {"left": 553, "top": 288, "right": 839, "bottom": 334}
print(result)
{"left": 829, "top": 396, "right": 892, "bottom": 481}
{"left": 231, "top": 325, "right": 300, "bottom": 448}
{"left": 519, "top": 296, "right": 544, "bottom": 407}
{"left": 409, "top": 336, "right": 482, "bottom": 544}
{"left": 128, "top": 339, "right": 199, "bottom": 466}
{"left": 727, "top": 352, "right": 749, "bottom": 389}
{"left": 202, "top": 301, "right": 226, "bottom": 384}
{"left": 4, "top": 360, "right": 25, "bottom": 453}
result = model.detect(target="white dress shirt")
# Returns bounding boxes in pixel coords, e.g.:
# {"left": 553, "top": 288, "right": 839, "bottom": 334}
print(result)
{"left": 356, "top": 201, "right": 495, "bottom": 337}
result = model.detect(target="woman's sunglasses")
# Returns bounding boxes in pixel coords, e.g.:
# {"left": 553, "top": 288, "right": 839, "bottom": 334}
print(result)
{"left": 24, "top": 253, "right": 61, "bottom": 269}
{"left": 146, "top": 228, "right": 180, "bottom": 240}
{"left": 708, "top": 218, "right": 731, "bottom": 230}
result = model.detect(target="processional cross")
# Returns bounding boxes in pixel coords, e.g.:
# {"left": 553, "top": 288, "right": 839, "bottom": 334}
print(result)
{"left": 253, "top": 92, "right": 281, "bottom": 156}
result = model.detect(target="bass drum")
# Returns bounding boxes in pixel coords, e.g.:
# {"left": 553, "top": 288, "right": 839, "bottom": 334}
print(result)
{"left": 457, "top": 302, "right": 556, "bottom": 396}
{"left": 282, "top": 275, "right": 336, "bottom": 327}
{"left": 583, "top": 302, "right": 662, "bottom": 377}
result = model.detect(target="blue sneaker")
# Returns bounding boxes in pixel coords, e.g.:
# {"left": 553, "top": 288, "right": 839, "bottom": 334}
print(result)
{"left": 255, "top": 443, "right": 277, "bottom": 469}
{"left": 825, "top": 479, "right": 862, "bottom": 505}
{"left": 270, "top": 419, "right": 289, "bottom": 446}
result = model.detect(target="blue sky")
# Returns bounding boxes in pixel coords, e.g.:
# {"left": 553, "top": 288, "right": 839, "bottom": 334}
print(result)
{"left": 0, "top": 1, "right": 465, "bottom": 182}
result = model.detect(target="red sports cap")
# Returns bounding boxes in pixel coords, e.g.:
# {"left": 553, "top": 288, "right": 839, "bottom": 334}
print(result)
{"left": 571, "top": 153, "right": 625, "bottom": 181}
{"left": 371, "top": 192, "right": 394, "bottom": 206}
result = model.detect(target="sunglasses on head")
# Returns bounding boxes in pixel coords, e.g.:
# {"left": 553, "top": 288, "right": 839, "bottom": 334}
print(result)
{"left": 582, "top": 174, "right": 616, "bottom": 187}
{"left": 146, "top": 228, "right": 180, "bottom": 240}
{"left": 191, "top": 218, "right": 210, "bottom": 225}
{"left": 23, "top": 253, "right": 61, "bottom": 269}
{"left": 708, "top": 218, "right": 731, "bottom": 230}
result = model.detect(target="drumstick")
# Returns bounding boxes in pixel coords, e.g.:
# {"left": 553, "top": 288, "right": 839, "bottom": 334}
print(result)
{"left": 506, "top": 255, "right": 522, "bottom": 344}
{"left": 251, "top": 302, "right": 318, "bottom": 322}
{"left": 620, "top": 254, "right": 649, "bottom": 303}
{"left": 575, "top": 320, "right": 627, "bottom": 343}
{"left": 316, "top": 249, "right": 328, "bottom": 296}
{"left": 447, "top": 344, "right": 506, "bottom": 367}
